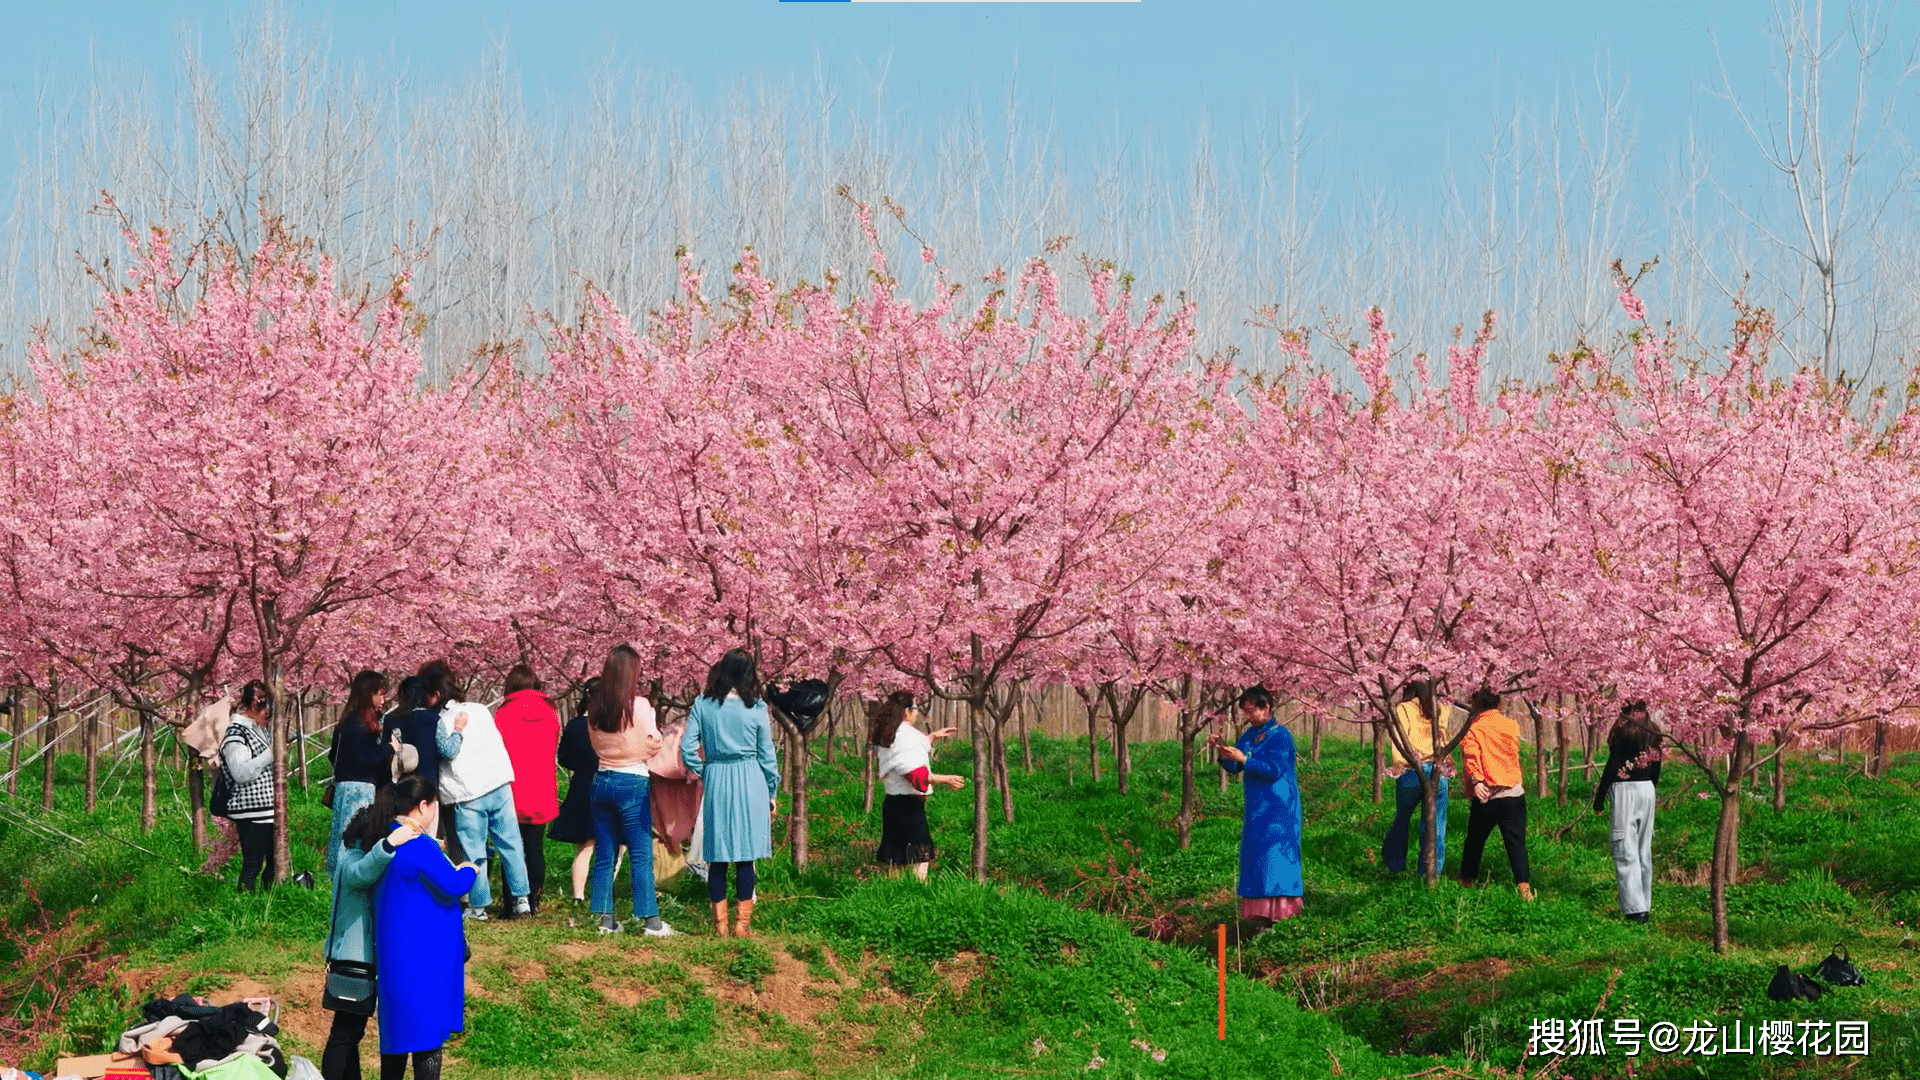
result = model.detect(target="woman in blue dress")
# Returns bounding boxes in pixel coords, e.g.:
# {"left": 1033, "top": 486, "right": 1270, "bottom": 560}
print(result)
{"left": 371, "top": 775, "right": 477, "bottom": 1080}
{"left": 1210, "top": 686, "right": 1303, "bottom": 937}
{"left": 680, "top": 649, "right": 780, "bottom": 938}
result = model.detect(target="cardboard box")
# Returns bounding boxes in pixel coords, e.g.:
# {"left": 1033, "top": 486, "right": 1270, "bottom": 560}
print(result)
{"left": 51, "top": 1054, "right": 144, "bottom": 1080}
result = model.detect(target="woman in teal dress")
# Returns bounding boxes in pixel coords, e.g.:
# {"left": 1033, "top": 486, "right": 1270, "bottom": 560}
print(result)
{"left": 1210, "top": 685, "right": 1303, "bottom": 936}
{"left": 679, "top": 649, "right": 780, "bottom": 937}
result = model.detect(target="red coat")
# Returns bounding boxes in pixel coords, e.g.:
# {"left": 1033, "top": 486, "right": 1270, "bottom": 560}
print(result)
{"left": 496, "top": 689, "right": 561, "bottom": 824}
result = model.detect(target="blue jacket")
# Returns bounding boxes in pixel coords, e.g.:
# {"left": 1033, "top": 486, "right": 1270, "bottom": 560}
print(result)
{"left": 374, "top": 832, "right": 476, "bottom": 1054}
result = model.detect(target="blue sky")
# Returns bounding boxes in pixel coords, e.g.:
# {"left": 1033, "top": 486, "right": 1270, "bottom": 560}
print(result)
{"left": 0, "top": 1, "right": 1802, "bottom": 186}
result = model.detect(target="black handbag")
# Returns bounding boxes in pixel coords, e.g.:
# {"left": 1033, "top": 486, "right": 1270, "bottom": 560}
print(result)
{"left": 1767, "top": 964, "right": 1826, "bottom": 1002}
{"left": 210, "top": 766, "right": 233, "bottom": 818}
{"left": 1815, "top": 942, "right": 1864, "bottom": 986}
{"left": 322, "top": 959, "right": 377, "bottom": 1016}
{"left": 320, "top": 779, "right": 337, "bottom": 809}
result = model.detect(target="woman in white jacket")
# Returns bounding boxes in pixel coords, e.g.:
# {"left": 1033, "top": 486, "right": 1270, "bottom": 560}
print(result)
{"left": 868, "top": 692, "right": 964, "bottom": 881}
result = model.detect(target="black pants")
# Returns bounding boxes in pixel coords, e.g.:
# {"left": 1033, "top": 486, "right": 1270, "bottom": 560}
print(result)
{"left": 379, "top": 1050, "right": 440, "bottom": 1080}
{"left": 236, "top": 818, "right": 276, "bottom": 890}
{"left": 708, "top": 861, "right": 757, "bottom": 902}
{"left": 1460, "top": 795, "right": 1530, "bottom": 885}
{"left": 320, "top": 1009, "right": 370, "bottom": 1080}
{"left": 519, "top": 823, "right": 547, "bottom": 902}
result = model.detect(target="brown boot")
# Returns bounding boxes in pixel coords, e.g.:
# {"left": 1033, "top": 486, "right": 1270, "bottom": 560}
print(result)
{"left": 712, "top": 901, "right": 731, "bottom": 937}
{"left": 735, "top": 898, "right": 754, "bottom": 938}
{"left": 1517, "top": 882, "right": 1536, "bottom": 902}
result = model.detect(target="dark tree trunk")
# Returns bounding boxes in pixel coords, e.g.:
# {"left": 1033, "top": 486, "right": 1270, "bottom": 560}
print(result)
{"left": 1772, "top": 731, "right": 1787, "bottom": 811}
{"left": 190, "top": 757, "right": 208, "bottom": 854}
{"left": 992, "top": 714, "right": 1014, "bottom": 824}
{"left": 861, "top": 737, "right": 876, "bottom": 815}
{"left": 1582, "top": 716, "right": 1598, "bottom": 782}
{"left": 1370, "top": 718, "right": 1385, "bottom": 803}
{"left": 1309, "top": 709, "right": 1321, "bottom": 764}
{"left": 1709, "top": 736, "right": 1751, "bottom": 954}
{"left": 790, "top": 727, "right": 812, "bottom": 870}
{"left": 1530, "top": 703, "right": 1548, "bottom": 795}
{"left": 6, "top": 690, "right": 19, "bottom": 797}
{"left": 1077, "top": 687, "right": 1102, "bottom": 784}
{"left": 1872, "top": 718, "right": 1888, "bottom": 780}
{"left": 1020, "top": 700, "right": 1033, "bottom": 774}
{"left": 1556, "top": 714, "right": 1570, "bottom": 808}
{"left": 42, "top": 700, "right": 57, "bottom": 811}
{"left": 970, "top": 696, "right": 990, "bottom": 882}
{"left": 83, "top": 702, "right": 98, "bottom": 813}
{"left": 294, "top": 695, "right": 309, "bottom": 789}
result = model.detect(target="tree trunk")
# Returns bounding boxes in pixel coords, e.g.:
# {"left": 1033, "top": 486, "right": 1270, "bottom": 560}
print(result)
{"left": 790, "top": 726, "right": 812, "bottom": 871}
{"left": 824, "top": 708, "right": 837, "bottom": 771}
{"left": 970, "top": 697, "right": 990, "bottom": 883}
{"left": 1708, "top": 736, "right": 1751, "bottom": 954}
{"left": 294, "top": 696, "right": 309, "bottom": 789}
{"left": 1020, "top": 702, "right": 1033, "bottom": 774}
{"left": 83, "top": 701, "right": 98, "bottom": 813}
{"left": 1175, "top": 680, "right": 1202, "bottom": 850}
{"left": 140, "top": 711, "right": 157, "bottom": 833}
{"left": 1219, "top": 738, "right": 1229, "bottom": 791}
{"left": 1082, "top": 691, "right": 1102, "bottom": 784}
{"left": 1370, "top": 718, "right": 1385, "bottom": 803}
{"left": 861, "top": 739, "right": 876, "bottom": 815}
{"left": 6, "top": 690, "right": 19, "bottom": 797}
{"left": 1772, "top": 731, "right": 1787, "bottom": 811}
{"left": 258, "top": 597, "right": 292, "bottom": 885}
{"left": 991, "top": 713, "right": 1014, "bottom": 824}
{"left": 1309, "top": 709, "right": 1321, "bottom": 764}
{"left": 1531, "top": 704, "right": 1548, "bottom": 795}
{"left": 1583, "top": 719, "right": 1598, "bottom": 782}
{"left": 190, "top": 756, "right": 208, "bottom": 855}
{"left": 1872, "top": 717, "right": 1887, "bottom": 780}
{"left": 41, "top": 701, "right": 57, "bottom": 811}
{"left": 1418, "top": 765, "right": 1442, "bottom": 886}
{"left": 1555, "top": 714, "right": 1570, "bottom": 808}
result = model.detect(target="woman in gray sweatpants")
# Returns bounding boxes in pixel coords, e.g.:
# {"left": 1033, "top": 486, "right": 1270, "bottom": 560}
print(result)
{"left": 1593, "top": 702, "right": 1663, "bottom": 923}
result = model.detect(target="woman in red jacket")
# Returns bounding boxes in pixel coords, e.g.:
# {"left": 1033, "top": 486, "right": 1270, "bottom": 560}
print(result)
{"left": 495, "top": 664, "right": 561, "bottom": 913}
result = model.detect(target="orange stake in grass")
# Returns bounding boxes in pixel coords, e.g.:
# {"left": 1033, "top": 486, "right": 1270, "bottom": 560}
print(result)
{"left": 1217, "top": 922, "right": 1227, "bottom": 1040}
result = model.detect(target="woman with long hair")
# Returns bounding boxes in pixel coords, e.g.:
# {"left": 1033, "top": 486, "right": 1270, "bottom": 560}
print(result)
{"left": 1382, "top": 678, "right": 1451, "bottom": 876}
{"left": 1594, "top": 700, "right": 1663, "bottom": 923}
{"left": 319, "top": 777, "right": 422, "bottom": 1080}
{"left": 328, "top": 670, "right": 394, "bottom": 878}
{"left": 549, "top": 677, "right": 623, "bottom": 903}
{"left": 585, "top": 645, "right": 676, "bottom": 936}
{"left": 868, "top": 692, "right": 963, "bottom": 880}
{"left": 222, "top": 680, "right": 279, "bottom": 891}
{"left": 370, "top": 775, "right": 477, "bottom": 1080}
{"left": 680, "top": 648, "right": 780, "bottom": 937}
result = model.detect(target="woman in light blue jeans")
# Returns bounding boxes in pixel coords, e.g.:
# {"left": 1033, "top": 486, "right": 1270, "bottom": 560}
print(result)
{"left": 327, "top": 670, "right": 393, "bottom": 878}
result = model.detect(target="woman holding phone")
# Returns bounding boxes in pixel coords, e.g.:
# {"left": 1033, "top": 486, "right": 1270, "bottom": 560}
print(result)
{"left": 1210, "top": 686, "right": 1304, "bottom": 937}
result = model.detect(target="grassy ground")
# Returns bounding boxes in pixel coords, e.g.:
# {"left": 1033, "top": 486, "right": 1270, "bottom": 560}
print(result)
{"left": 2, "top": 727, "right": 1918, "bottom": 1078}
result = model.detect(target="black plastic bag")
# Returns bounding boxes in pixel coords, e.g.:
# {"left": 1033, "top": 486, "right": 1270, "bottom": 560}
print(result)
{"left": 1767, "top": 964, "right": 1825, "bottom": 1002}
{"left": 768, "top": 679, "right": 831, "bottom": 734}
{"left": 1815, "top": 942, "right": 1864, "bottom": 986}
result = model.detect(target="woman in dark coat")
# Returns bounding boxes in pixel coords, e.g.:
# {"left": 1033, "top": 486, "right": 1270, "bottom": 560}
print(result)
{"left": 372, "top": 776, "right": 477, "bottom": 1080}
{"left": 550, "top": 678, "right": 621, "bottom": 903}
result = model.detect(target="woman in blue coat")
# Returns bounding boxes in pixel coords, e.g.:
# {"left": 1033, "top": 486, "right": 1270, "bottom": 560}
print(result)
{"left": 320, "top": 783, "right": 421, "bottom": 1080}
{"left": 1210, "top": 686, "right": 1303, "bottom": 937}
{"left": 371, "top": 775, "right": 477, "bottom": 1080}
{"left": 680, "top": 649, "right": 780, "bottom": 938}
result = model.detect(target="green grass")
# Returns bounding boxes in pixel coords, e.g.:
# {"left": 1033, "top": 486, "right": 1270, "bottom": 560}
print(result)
{"left": 4, "top": 728, "right": 1920, "bottom": 1077}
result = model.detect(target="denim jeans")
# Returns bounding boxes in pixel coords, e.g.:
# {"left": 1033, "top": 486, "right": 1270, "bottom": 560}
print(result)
{"left": 1382, "top": 766, "right": 1448, "bottom": 874}
{"left": 451, "top": 783, "right": 530, "bottom": 909}
{"left": 590, "top": 770, "right": 658, "bottom": 919}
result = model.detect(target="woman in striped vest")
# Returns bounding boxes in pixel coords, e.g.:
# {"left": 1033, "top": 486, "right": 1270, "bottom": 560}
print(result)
{"left": 221, "top": 680, "right": 279, "bottom": 890}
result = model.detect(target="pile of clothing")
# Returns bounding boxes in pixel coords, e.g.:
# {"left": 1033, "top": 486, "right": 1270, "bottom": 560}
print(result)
{"left": 115, "top": 996, "right": 301, "bottom": 1080}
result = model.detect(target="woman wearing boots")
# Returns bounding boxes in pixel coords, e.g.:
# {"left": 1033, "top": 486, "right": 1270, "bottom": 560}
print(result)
{"left": 681, "top": 649, "right": 780, "bottom": 937}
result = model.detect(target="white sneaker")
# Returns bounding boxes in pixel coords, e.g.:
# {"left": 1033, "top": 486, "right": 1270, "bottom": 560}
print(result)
{"left": 465, "top": 908, "right": 490, "bottom": 922}
{"left": 642, "top": 921, "right": 678, "bottom": 937}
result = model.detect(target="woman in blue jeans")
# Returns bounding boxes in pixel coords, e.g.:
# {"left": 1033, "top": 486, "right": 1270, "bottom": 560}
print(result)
{"left": 585, "top": 644, "right": 676, "bottom": 936}
{"left": 327, "top": 670, "right": 393, "bottom": 878}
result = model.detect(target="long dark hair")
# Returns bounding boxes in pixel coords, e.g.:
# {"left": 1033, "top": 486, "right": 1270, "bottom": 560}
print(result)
{"left": 1612, "top": 700, "right": 1661, "bottom": 752}
{"left": 1402, "top": 679, "right": 1438, "bottom": 722}
{"left": 590, "top": 646, "right": 642, "bottom": 733}
{"left": 339, "top": 670, "right": 388, "bottom": 738}
{"left": 237, "top": 680, "right": 275, "bottom": 720}
{"left": 341, "top": 774, "right": 439, "bottom": 852}
{"left": 702, "top": 649, "right": 760, "bottom": 706}
{"left": 867, "top": 691, "right": 916, "bottom": 750}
